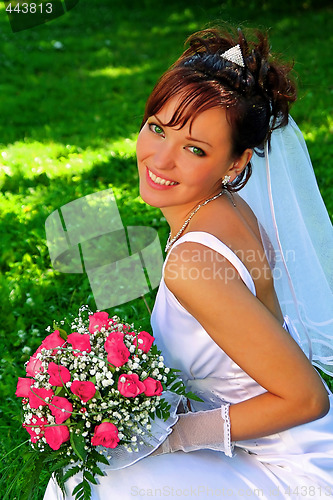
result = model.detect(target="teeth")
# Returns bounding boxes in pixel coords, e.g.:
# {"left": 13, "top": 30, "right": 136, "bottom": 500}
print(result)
{"left": 148, "top": 169, "right": 178, "bottom": 186}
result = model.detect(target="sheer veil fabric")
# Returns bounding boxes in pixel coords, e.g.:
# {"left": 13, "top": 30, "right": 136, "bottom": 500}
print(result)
{"left": 240, "top": 117, "right": 333, "bottom": 376}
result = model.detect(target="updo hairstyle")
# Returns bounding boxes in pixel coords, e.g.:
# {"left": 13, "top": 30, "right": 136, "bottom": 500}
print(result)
{"left": 141, "top": 27, "right": 297, "bottom": 191}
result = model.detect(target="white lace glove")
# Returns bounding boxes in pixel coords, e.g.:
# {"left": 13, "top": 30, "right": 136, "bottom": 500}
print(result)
{"left": 153, "top": 403, "right": 233, "bottom": 458}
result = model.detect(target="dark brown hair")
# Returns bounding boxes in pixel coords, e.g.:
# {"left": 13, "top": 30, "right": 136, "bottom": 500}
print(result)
{"left": 141, "top": 27, "right": 297, "bottom": 191}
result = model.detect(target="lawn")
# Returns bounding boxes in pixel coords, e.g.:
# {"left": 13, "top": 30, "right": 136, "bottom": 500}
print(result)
{"left": 0, "top": 0, "right": 332, "bottom": 498}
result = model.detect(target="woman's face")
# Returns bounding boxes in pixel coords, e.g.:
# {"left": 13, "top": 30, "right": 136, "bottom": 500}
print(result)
{"left": 136, "top": 96, "right": 236, "bottom": 211}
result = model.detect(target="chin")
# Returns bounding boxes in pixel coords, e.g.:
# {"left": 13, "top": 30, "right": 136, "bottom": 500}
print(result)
{"left": 139, "top": 183, "right": 163, "bottom": 208}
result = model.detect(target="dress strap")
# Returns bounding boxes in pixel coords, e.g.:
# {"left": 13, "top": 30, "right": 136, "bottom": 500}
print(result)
{"left": 163, "top": 231, "right": 256, "bottom": 296}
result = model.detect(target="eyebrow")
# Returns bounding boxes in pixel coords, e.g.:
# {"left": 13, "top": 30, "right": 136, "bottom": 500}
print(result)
{"left": 152, "top": 115, "right": 213, "bottom": 148}
{"left": 185, "top": 136, "right": 212, "bottom": 148}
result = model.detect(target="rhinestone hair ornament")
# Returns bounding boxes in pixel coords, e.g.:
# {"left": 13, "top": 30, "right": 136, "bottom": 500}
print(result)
{"left": 220, "top": 44, "right": 245, "bottom": 68}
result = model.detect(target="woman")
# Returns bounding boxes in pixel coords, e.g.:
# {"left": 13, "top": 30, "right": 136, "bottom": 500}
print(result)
{"left": 45, "top": 27, "right": 333, "bottom": 499}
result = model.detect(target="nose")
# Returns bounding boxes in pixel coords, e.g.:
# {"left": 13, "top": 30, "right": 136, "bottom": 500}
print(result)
{"left": 153, "top": 141, "right": 175, "bottom": 170}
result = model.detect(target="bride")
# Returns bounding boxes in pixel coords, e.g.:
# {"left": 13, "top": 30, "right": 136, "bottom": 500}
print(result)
{"left": 45, "top": 27, "right": 333, "bottom": 499}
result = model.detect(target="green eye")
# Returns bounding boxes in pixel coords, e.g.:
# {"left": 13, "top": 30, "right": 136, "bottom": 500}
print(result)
{"left": 149, "top": 123, "right": 164, "bottom": 135}
{"left": 189, "top": 146, "right": 205, "bottom": 157}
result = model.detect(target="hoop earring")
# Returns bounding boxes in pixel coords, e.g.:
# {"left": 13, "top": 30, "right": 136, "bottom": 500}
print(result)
{"left": 222, "top": 175, "right": 231, "bottom": 186}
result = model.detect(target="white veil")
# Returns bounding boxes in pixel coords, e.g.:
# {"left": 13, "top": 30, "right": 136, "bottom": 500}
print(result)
{"left": 240, "top": 117, "right": 333, "bottom": 376}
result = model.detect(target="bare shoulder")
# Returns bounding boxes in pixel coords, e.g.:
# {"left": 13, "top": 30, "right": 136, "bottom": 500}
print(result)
{"left": 164, "top": 240, "right": 245, "bottom": 304}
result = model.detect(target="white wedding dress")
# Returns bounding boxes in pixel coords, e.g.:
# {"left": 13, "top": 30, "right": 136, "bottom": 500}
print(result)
{"left": 44, "top": 230, "right": 333, "bottom": 500}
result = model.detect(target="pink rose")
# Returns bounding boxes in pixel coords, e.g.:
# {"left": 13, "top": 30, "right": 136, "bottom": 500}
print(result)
{"left": 131, "top": 331, "right": 154, "bottom": 353}
{"left": 88, "top": 312, "right": 110, "bottom": 334}
{"left": 41, "top": 330, "right": 66, "bottom": 354}
{"left": 104, "top": 332, "right": 130, "bottom": 367}
{"left": 70, "top": 380, "right": 96, "bottom": 402}
{"left": 143, "top": 377, "right": 163, "bottom": 397}
{"left": 91, "top": 422, "right": 119, "bottom": 448}
{"left": 118, "top": 373, "right": 145, "bottom": 398}
{"left": 47, "top": 362, "right": 71, "bottom": 387}
{"left": 44, "top": 424, "right": 70, "bottom": 450}
{"left": 15, "top": 377, "right": 33, "bottom": 397}
{"left": 49, "top": 396, "right": 73, "bottom": 424}
{"left": 67, "top": 332, "right": 91, "bottom": 356}
{"left": 26, "top": 353, "right": 43, "bottom": 377}
{"left": 23, "top": 415, "right": 47, "bottom": 443}
{"left": 28, "top": 387, "right": 54, "bottom": 409}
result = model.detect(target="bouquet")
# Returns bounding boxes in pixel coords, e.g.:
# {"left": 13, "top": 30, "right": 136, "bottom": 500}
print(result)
{"left": 14, "top": 306, "right": 198, "bottom": 500}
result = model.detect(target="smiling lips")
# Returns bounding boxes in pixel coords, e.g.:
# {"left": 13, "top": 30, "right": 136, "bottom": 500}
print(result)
{"left": 147, "top": 168, "right": 178, "bottom": 186}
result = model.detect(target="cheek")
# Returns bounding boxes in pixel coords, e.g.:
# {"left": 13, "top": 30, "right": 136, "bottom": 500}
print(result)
{"left": 136, "top": 128, "right": 150, "bottom": 161}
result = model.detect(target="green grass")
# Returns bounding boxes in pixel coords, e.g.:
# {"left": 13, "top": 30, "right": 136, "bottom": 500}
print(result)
{"left": 0, "top": 0, "right": 332, "bottom": 497}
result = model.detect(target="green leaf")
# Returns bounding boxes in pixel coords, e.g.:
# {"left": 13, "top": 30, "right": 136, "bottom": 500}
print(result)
{"left": 63, "top": 465, "right": 81, "bottom": 482}
{"left": 95, "top": 452, "right": 109, "bottom": 466}
{"left": 55, "top": 386, "right": 66, "bottom": 396}
{"left": 70, "top": 432, "right": 87, "bottom": 462}
{"left": 185, "top": 391, "right": 204, "bottom": 402}
{"left": 58, "top": 328, "right": 68, "bottom": 340}
{"left": 83, "top": 469, "right": 98, "bottom": 485}
{"left": 92, "top": 465, "right": 105, "bottom": 477}
{"left": 72, "top": 481, "right": 84, "bottom": 495}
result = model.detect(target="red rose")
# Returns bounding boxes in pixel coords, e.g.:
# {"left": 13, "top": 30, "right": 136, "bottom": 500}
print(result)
{"left": 67, "top": 331, "right": 91, "bottom": 356}
{"left": 28, "top": 387, "right": 54, "bottom": 409}
{"left": 41, "top": 330, "right": 66, "bottom": 354}
{"left": 88, "top": 312, "right": 110, "bottom": 334}
{"left": 23, "top": 415, "right": 47, "bottom": 443}
{"left": 49, "top": 396, "right": 73, "bottom": 424}
{"left": 131, "top": 331, "right": 154, "bottom": 353}
{"left": 70, "top": 380, "right": 96, "bottom": 402}
{"left": 26, "top": 353, "right": 43, "bottom": 377}
{"left": 91, "top": 422, "right": 119, "bottom": 448}
{"left": 104, "top": 331, "right": 125, "bottom": 350}
{"left": 143, "top": 377, "right": 163, "bottom": 397}
{"left": 47, "top": 362, "right": 71, "bottom": 387}
{"left": 15, "top": 377, "right": 33, "bottom": 398}
{"left": 104, "top": 332, "right": 130, "bottom": 367}
{"left": 44, "top": 424, "right": 70, "bottom": 450}
{"left": 118, "top": 373, "right": 145, "bottom": 398}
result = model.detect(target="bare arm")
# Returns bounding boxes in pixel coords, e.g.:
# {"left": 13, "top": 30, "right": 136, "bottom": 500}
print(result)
{"left": 164, "top": 242, "right": 329, "bottom": 442}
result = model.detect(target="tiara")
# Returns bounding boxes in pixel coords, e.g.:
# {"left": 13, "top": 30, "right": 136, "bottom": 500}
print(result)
{"left": 221, "top": 44, "right": 245, "bottom": 68}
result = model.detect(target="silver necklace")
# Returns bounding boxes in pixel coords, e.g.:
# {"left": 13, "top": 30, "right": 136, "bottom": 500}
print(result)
{"left": 165, "top": 190, "right": 225, "bottom": 253}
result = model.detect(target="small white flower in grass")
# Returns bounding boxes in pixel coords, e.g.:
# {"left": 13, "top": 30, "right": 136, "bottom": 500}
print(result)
{"left": 158, "top": 362, "right": 164, "bottom": 368}
{"left": 147, "top": 424, "right": 152, "bottom": 430}
{"left": 131, "top": 436, "right": 137, "bottom": 442}
{"left": 164, "top": 367, "right": 170, "bottom": 374}
{"left": 158, "top": 374, "right": 162, "bottom": 380}
{"left": 119, "top": 376, "right": 126, "bottom": 383}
